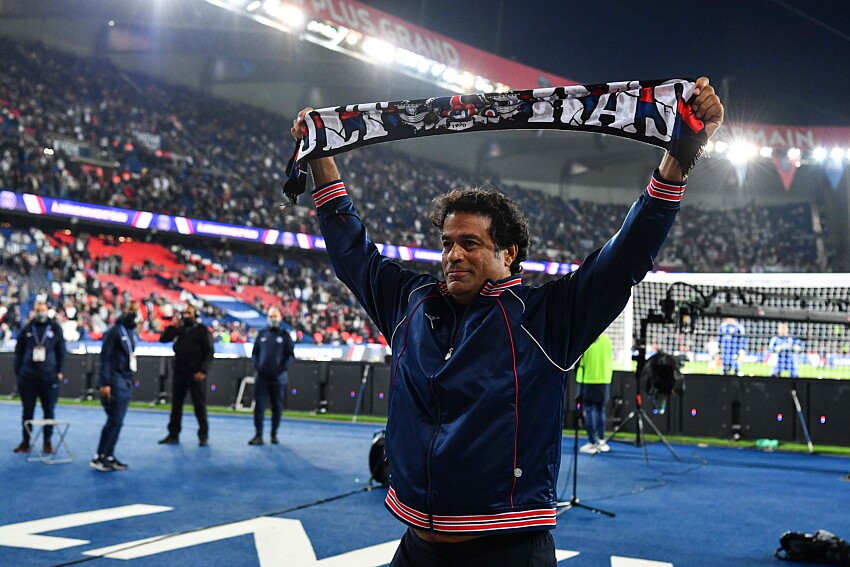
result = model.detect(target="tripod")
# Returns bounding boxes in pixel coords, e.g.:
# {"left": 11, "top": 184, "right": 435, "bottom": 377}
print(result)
{"left": 605, "top": 313, "right": 680, "bottom": 464}
{"left": 557, "top": 378, "right": 615, "bottom": 517}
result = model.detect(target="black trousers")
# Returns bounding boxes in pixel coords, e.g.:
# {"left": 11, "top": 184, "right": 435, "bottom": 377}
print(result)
{"left": 390, "top": 528, "right": 556, "bottom": 567}
{"left": 167, "top": 373, "right": 209, "bottom": 438}
{"left": 253, "top": 379, "right": 284, "bottom": 436}
{"left": 97, "top": 391, "right": 131, "bottom": 458}
{"left": 18, "top": 377, "right": 59, "bottom": 443}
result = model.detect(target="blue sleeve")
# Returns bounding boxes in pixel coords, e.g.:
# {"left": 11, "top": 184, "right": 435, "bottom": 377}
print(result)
{"left": 313, "top": 180, "right": 433, "bottom": 342}
{"left": 283, "top": 333, "right": 295, "bottom": 371}
{"left": 54, "top": 322, "right": 66, "bottom": 374}
{"left": 538, "top": 171, "right": 683, "bottom": 368}
{"left": 13, "top": 324, "right": 27, "bottom": 376}
{"left": 252, "top": 331, "right": 262, "bottom": 369}
{"left": 98, "top": 328, "right": 115, "bottom": 388}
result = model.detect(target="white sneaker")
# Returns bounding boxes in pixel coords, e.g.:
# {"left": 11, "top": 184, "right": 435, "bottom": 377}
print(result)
{"left": 596, "top": 440, "right": 611, "bottom": 453}
{"left": 579, "top": 442, "right": 599, "bottom": 454}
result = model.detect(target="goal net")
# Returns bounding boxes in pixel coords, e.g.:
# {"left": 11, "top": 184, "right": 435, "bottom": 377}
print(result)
{"left": 601, "top": 273, "right": 850, "bottom": 379}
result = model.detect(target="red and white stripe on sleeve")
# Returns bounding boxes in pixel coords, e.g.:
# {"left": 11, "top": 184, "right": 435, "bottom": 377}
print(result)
{"left": 646, "top": 171, "right": 686, "bottom": 202}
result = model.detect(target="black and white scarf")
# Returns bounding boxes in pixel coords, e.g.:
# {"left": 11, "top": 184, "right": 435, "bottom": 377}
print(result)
{"left": 283, "top": 78, "right": 707, "bottom": 204}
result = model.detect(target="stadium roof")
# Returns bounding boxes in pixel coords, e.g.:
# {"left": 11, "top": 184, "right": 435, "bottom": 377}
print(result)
{"left": 2, "top": 0, "right": 849, "bottom": 200}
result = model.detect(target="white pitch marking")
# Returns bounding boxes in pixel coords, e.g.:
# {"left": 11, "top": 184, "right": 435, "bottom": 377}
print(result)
{"left": 0, "top": 504, "right": 172, "bottom": 551}
{"left": 611, "top": 556, "right": 674, "bottom": 567}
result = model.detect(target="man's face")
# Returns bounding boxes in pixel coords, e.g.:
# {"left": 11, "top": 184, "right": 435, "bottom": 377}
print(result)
{"left": 34, "top": 304, "right": 48, "bottom": 320}
{"left": 441, "top": 212, "right": 516, "bottom": 305}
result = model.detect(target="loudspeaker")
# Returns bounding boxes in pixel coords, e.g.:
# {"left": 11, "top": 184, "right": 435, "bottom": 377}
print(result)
{"left": 59, "top": 354, "right": 92, "bottom": 399}
{"left": 205, "top": 358, "right": 246, "bottom": 407}
{"left": 0, "top": 352, "right": 17, "bottom": 395}
{"left": 133, "top": 356, "right": 165, "bottom": 402}
{"left": 285, "top": 360, "right": 322, "bottom": 411}
{"left": 619, "top": 369, "right": 672, "bottom": 434}
{"left": 679, "top": 374, "right": 737, "bottom": 438}
{"left": 371, "top": 364, "right": 391, "bottom": 416}
{"left": 326, "top": 362, "right": 367, "bottom": 414}
{"left": 806, "top": 379, "right": 850, "bottom": 446}
{"left": 742, "top": 377, "right": 796, "bottom": 441}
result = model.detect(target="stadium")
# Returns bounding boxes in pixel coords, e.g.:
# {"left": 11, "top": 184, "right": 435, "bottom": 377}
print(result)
{"left": 1, "top": 1, "right": 849, "bottom": 565}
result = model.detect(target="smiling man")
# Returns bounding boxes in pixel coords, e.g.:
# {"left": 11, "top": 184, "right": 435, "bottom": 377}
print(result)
{"left": 291, "top": 77, "right": 723, "bottom": 566}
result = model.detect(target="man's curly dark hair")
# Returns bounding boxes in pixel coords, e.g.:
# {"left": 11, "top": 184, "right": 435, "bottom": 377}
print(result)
{"left": 429, "top": 188, "right": 530, "bottom": 274}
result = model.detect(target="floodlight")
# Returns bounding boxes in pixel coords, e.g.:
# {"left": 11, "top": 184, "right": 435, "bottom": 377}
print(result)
{"left": 713, "top": 140, "right": 728, "bottom": 154}
{"left": 727, "top": 140, "right": 756, "bottom": 164}
{"left": 830, "top": 147, "right": 845, "bottom": 162}
{"left": 362, "top": 38, "right": 395, "bottom": 62}
{"left": 475, "top": 78, "right": 494, "bottom": 92}
{"left": 787, "top": 147, "right": 801, "bottom": 160}
{"left": 812, "top": 147, "right": 828, "bottom": 162}
{"left": 263, "top": 0, "right": 303, "bottom": 26}
{"left": 246, "top": 0, "right": 261, "bottom": 11}
{"left": 704, "top": 140, "right": 714, "bottom": 153}
{"left": 759, "top": 146, "right": 773, "bottom": 158}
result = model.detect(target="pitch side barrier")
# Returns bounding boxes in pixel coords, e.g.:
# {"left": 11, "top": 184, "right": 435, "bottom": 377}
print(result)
{"left": 1, "top": 352, "right": 849, "bottom": 445}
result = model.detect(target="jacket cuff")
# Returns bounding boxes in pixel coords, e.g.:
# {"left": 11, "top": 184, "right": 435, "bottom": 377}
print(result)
{"left": 312, "top": 180, "right": 348, "bottom": 208}
{"left": 645, "top": 169, "right": 686, "bottom": 203}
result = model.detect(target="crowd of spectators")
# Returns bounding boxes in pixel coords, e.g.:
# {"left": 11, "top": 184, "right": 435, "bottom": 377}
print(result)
{"left": 0, "top": 227, "right": 388, "bottom": 347}
{"left": 0, "top": 38, "right": 828, "bottom": 275}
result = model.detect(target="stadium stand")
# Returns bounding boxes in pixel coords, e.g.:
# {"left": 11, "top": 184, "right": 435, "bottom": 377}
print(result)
{"left": 0, "top": 37, "right": 828, "bottom": 277}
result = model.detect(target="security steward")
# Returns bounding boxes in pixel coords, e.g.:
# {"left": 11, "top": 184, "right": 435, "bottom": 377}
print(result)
{"left": 13, "top": 300, "right": 65, "bottom": 454}
{"left": 91, "top": 301, "right": 140, "bottom": 471}
{"left": 248, "top": 307, "right": 296, "bottom": 446}
{"left": 158, "top": 304, "right": 213, "bottom": 446}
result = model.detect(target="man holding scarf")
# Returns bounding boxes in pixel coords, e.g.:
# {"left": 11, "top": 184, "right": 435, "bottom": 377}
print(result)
{"left": 291, "top": 77, "right": 723, "bottom": 566}
{"left": 91, "top": 301, "right": 140, "bottom": 472}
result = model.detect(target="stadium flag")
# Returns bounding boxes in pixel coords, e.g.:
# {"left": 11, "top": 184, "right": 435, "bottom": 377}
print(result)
{"left": 825, "top": 159, "right": 846, "bottom": 190}
{"left": 772, "top": 155, "right": 798, "bottom": 190}
{"left": 734, "top": 162, "right": 749, "bottom": 188}
{"left": 283, "top": 78, "right": 708, "bottom": 204}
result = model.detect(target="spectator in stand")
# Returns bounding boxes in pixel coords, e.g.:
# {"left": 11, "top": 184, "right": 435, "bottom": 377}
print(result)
{"left": 12, "top": 300, "right": 65, "bottom": 455}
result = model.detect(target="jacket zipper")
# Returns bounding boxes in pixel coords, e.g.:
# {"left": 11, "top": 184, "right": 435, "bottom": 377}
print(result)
{"left": 426, "top": 298, "right": 460, "bottom": 528}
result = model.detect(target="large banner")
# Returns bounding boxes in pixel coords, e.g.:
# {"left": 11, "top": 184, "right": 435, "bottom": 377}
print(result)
{"left": 289, "top": 0, "right": 576, "bottom": 89}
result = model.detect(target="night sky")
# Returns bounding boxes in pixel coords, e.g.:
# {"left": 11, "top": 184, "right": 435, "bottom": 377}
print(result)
{"left": 358, "top": 0, "right": 850, "bottom": 127}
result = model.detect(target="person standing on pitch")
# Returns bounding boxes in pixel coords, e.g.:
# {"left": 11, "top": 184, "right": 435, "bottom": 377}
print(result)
{"left": 248, "top": 307, "right": 296, "bottom": 446}
{"left": 718, "top": 317, "right": 747, "bottom": 375}
{"left": 769, "top": 322, "right": 803, "bottom": 378}
{"left": 91, "top": 301, "right": 140, "bottom": 472}
{"left": 576, "top": 332, "right": 614, "bottom": 454}
{"left": 292, "top": 78, "right": 724, "bottom": 566}
{"left": 158, "top": 304, "right": 213, "bottom": 446}
{"left": 13, "top": 300, "right": 65, "bottom": 455}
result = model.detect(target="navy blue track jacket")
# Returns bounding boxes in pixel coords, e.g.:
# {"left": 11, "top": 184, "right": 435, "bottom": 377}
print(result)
{"left": 14, "top": 319, "right": 66, "bottom": 382}
{"left": 252, "top": 326, "right": 295, "bottom": 382}
{"left": 97, "top": 322, "right": 137, "bottom": 398}
{"left": 313, "top": 171, "right": 684, "bottom": 535}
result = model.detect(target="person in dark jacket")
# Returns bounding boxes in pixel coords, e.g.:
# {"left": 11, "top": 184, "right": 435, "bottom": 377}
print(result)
{"left": 13, "top": 300, "right": 65, "bottom": 454}
{"left": 91, "top": 301, "right": 140, "bottom": 472}
{"left": 248, "top": 307, "right": 296, "bottom": 445}
{"left": 291, "top": 78, "right": 724, "bottom": 566}
{"left": 157, "top": 304, "right": 213, "bottom": 446}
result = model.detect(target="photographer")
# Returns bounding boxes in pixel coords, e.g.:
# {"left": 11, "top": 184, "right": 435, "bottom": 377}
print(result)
{"left": 157, "top": 304, "right": 213, "bottom": 446}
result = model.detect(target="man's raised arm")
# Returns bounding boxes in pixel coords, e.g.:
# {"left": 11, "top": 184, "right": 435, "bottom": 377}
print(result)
{"left": 658, "top": 76, "right": 725, "bottom": 182}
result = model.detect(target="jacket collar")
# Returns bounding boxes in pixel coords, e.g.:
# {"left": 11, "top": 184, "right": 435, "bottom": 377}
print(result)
{"left": 437, "top": 275, "right": 523, "bottom": 300}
